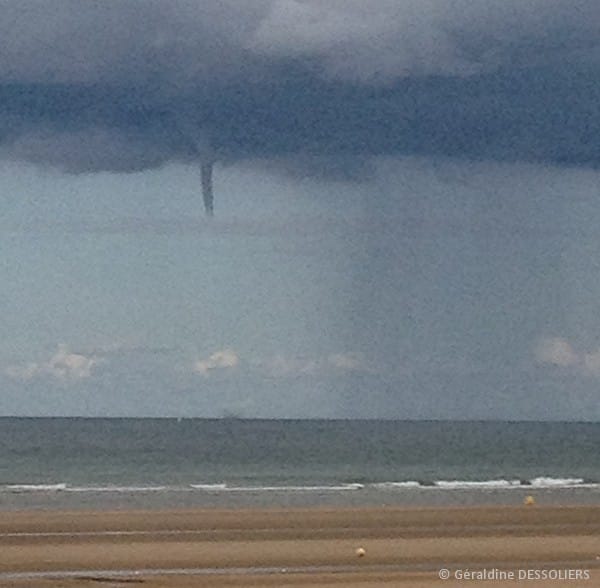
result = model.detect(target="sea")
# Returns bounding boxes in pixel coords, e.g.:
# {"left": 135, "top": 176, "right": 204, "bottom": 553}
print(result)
{"left": 0, "top": 418, "right": 598, "bottom": 510}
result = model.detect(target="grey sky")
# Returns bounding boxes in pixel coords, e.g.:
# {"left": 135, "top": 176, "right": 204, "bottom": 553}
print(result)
{"left": 1, "top": 1, "right": 599, "bottom": 419}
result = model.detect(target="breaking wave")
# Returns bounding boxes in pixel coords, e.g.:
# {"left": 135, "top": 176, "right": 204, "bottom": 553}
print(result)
{"left": 1, "top": 478, "right": 597, "bottom": 494}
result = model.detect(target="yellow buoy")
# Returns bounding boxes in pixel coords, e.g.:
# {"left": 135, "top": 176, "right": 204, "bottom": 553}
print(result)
{"left": 524, "top": 495, "right": 535, "bottom": 505}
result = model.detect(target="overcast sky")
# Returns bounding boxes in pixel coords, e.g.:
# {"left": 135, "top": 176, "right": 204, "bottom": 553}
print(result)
{"left": 1, "top": 1, "right": 600, "bottom": 419}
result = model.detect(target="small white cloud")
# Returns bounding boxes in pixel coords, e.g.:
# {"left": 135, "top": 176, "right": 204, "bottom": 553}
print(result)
{"left": 257, "top": 355, "right": 319, "bottom": 378}
{"left": 534, "top": 336, "right": 600, "bottom": 379}
{"left": 583, "top": 350, "right": 600, "bottom": 377}
{"left": 5, "top": 344, "right": 99, "bottom": 381}
{"left": 193, "top": 349, "right": 239, "bottom": 376}
{"left": 327, "top": 352, "right": 365, "bottom": 371}
{"left": 4, "top": 363, "right": 39, "bottom": 381}
{"left": 256, "top": 351, "right": 371, "bottom": 378}
{"left": 534, "top": 337, "right": 579, "bottom": 367}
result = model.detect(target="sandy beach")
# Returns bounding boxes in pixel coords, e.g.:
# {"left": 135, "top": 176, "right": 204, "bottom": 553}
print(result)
{"left": 0, "top": 505, "right": 597, "bottom": 587}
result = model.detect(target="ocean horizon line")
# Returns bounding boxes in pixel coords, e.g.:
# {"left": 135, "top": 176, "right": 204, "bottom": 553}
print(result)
{"left": 0, "top": 416, "right": 598, "bottom": 424}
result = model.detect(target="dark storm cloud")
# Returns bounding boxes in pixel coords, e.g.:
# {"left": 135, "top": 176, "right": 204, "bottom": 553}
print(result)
{"left": 2, "top": 1, "right": 600, "bottom": 174}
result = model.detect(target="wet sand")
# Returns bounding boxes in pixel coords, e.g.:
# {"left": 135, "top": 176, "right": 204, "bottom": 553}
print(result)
{"left": 0, "top": 506, "right": 598, "bottom": 587}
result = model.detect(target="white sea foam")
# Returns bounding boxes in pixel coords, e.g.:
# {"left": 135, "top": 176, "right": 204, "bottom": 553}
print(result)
{"left": 2, "top": 478, "right": 597, "bottom": 495}
{"left": 434, "top": 480, "right": 522, "bottom": 489}
{"left": 372, "top": 481, "right": 421, "bottom": 489}
{"left": 65, "top": 485, "right": 170, "bottom": 493}
{"left": 529, "top": 477, "right": 586, "bottom": 488}
{"left": 5, "top": 483, "right": 67, "bottom": 492}
{"left": 189, "top": 483, "right": 228, "bottom": 491}
{"left": 190, "top": 483, "right": 364, "bottom": 492}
